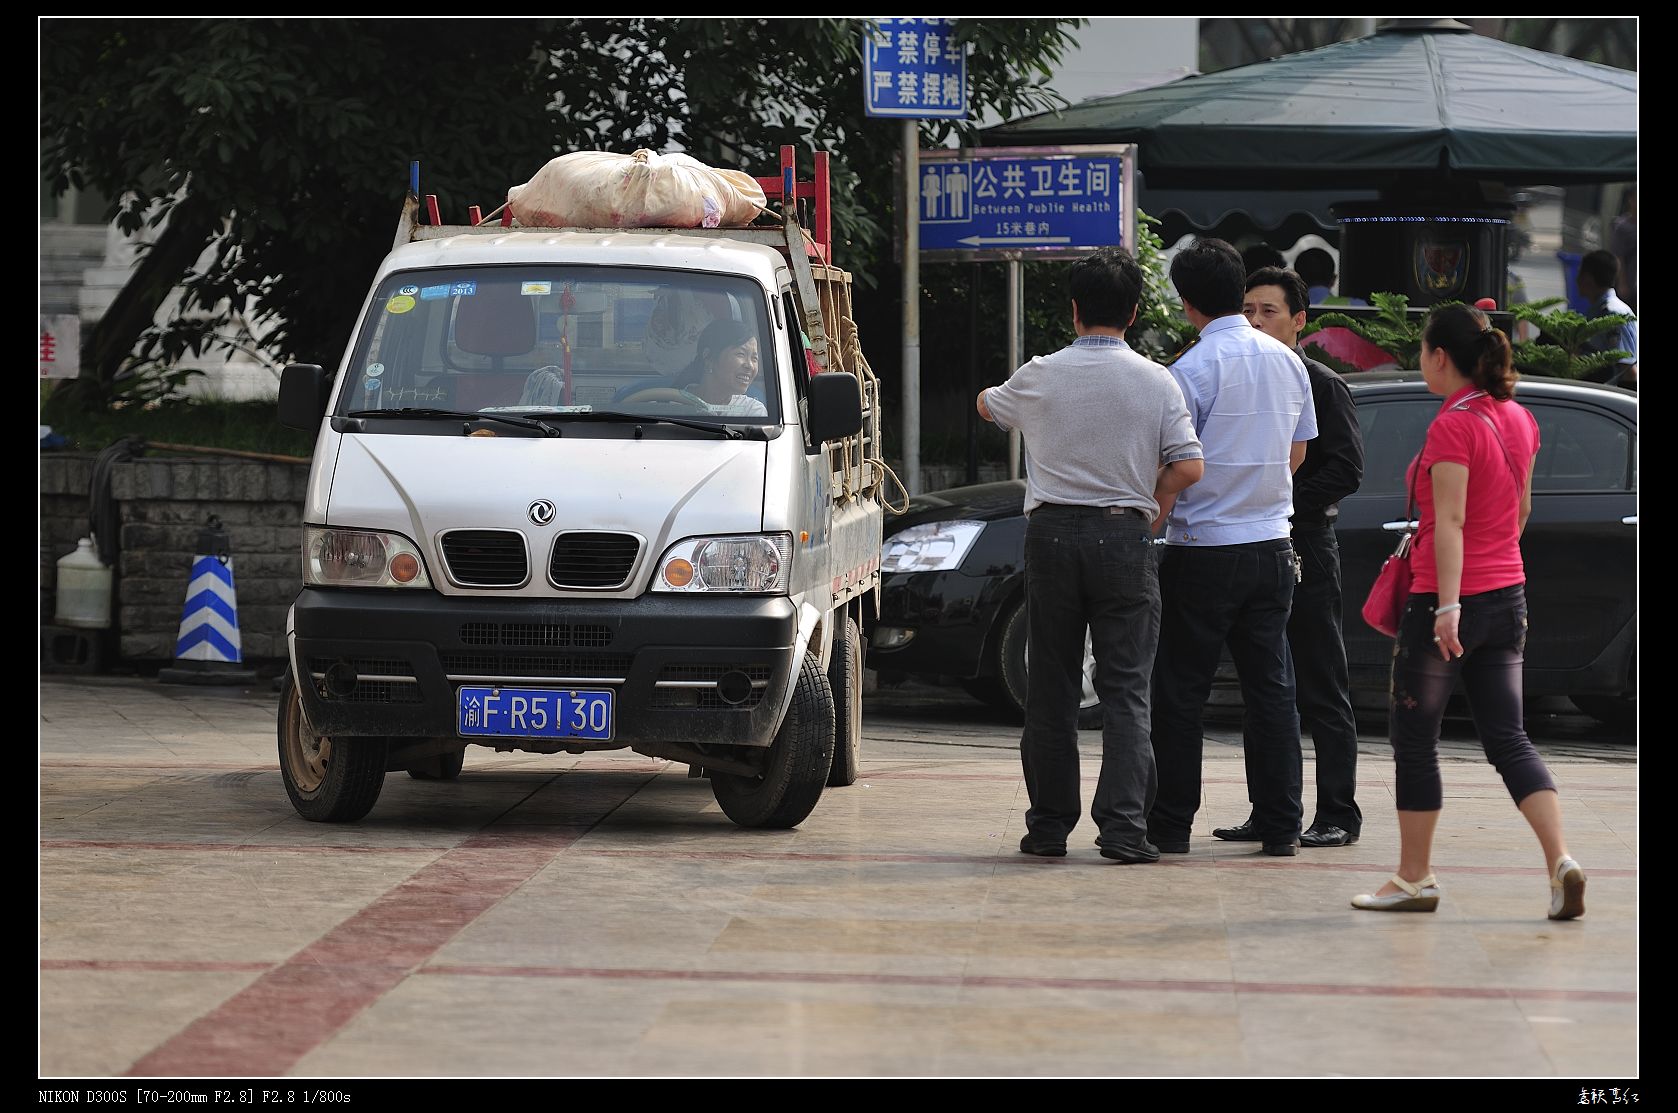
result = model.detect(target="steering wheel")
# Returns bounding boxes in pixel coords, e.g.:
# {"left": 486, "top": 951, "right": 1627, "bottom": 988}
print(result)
{"left": 617, "top": 385, "right": 704, "bottom": 407}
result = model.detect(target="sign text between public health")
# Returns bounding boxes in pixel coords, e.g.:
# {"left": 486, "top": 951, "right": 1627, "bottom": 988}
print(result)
{"left": 918, "top": 157, "right": 1125, "bottom": 253}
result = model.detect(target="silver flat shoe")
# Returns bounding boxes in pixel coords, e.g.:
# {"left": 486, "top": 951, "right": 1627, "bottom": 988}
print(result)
{"left": 1549, "top": 856, "right": 1586, "bottom": 920}
{"left": 1351, "top": 873, "right": 1440, "bottom": 912}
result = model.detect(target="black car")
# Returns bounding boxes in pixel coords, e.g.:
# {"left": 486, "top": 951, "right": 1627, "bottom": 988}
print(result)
{"left": 868, "top": 373, "right": 1637, "bottom": 729}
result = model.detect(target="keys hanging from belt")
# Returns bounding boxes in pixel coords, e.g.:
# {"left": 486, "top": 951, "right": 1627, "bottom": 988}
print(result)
{"left": 1291, "top": 549, "right": 1304, "bottom": 584}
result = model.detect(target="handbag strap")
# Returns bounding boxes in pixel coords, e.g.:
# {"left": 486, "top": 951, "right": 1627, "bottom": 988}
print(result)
{"left": 1460, "top": 403, "right": 1527, "bottom": 495}
{"left": 1401, "top": 391, "right": 1482, "bottom": 528}
{"left": 1405, "top": 390, "right": 1525, "bottom": 523}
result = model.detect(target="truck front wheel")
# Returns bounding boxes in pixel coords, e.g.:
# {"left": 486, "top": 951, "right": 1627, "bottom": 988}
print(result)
{"left": 278, "top": 671, "right": 388, "bottom": 822}
{"left": 711, "top": 653, "right": 835, "bottom": 828}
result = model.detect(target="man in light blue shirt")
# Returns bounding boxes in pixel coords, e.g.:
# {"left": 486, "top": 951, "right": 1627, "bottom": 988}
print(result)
{"left": 1147, "top": 238, "right": 1317, "bottom": 859}
{"left": 1576, "top": 249, "right": 1637, "bottom": 390}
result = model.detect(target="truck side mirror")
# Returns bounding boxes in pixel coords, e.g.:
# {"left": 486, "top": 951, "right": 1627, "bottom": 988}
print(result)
{"left": 278, "top": 364, "right": 330, "bottom": 430}
{"left": 805, "top": 371, "right": 863, "bottom": 446}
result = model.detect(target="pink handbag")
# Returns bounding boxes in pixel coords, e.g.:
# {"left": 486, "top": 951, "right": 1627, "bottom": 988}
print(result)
{"left": 1361, "top": 526, "right": 1415, "bottom": 638}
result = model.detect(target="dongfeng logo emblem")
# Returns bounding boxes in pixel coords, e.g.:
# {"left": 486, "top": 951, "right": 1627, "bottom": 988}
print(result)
{"left": 528, "top": 500, "right": 556, "bottom": 526}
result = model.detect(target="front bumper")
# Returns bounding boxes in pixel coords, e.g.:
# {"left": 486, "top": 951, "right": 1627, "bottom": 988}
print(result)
{"left": 866, "top": 569, "right": 1016, "bottom": 680}
{"left": 291, "top": 588, "right": 797, "bottom": 747}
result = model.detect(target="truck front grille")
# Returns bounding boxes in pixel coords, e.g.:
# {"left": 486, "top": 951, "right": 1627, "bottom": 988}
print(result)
{"left": 456, "top": 623, "right": 615, "bottom": 648}
{"left": 549, "top": 532, "right": 641, "bottom": 589}
{"left": 441, "top": 530, "right": 528, "bottom": 587}
{"left": 441, "top": 653, "right": 632, "bottom": 680}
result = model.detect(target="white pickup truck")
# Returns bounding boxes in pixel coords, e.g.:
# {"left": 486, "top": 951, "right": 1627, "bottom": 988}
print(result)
{"left": 276, "top": 148, "right": 888, "bottom": 828}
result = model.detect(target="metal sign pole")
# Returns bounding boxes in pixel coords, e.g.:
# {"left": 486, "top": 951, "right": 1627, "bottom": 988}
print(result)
{"left": 1007, "top": 258, "right": 1021, "bottom": 480}
{"left": 903, "top": 118, "right": 922, "bottom": 496}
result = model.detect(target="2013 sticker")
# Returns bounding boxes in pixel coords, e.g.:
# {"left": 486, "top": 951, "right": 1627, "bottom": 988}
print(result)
{"left": 450, "top": 281, "right": 478, "bottom": 297}
{"left": 419, "top": 284, "right": 451, "bottom": 301}
{"left": 386, "top": 295, "right": 416, "bottom": 314}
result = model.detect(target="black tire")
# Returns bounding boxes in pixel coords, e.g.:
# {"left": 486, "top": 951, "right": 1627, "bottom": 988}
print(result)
{"left": 1570, "top": 693, "right": 1636, "bottom": 731}
{"left": 992, "top": 599, "right": 1103, "bottom": 730}
{"left": 712, "top": 653, "right": 835, "bottom": 828}
{"left": 407, "top": 746, "right": 466, "bottom": 781}
{"left": 277, "top": 671, "right": 388, "bottom": 822}
{"left": 826, "top": 615, "right": 862, "bottom": 787}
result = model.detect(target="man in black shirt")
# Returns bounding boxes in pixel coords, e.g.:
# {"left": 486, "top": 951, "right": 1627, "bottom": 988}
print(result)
{"left": 1217, "top": 267, "right": 1365, "bottom": 847}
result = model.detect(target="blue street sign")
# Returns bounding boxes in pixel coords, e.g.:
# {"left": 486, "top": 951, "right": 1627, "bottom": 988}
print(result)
{"left": 863, "top": 17, "right": 966, "bottom": 119}
{"left": 916, "top": 148, "right": 1135, "bottom": 259}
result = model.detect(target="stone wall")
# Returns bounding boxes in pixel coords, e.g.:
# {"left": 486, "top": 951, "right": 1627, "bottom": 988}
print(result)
{"left": 41, "top": 453, "right": 98, "bottom": 607}
{"left": 41, "top": 453, "right": 308, "bottom": 665}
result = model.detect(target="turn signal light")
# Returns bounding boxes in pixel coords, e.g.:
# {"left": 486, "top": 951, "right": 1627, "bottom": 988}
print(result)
{"left": 663, "top": 558, "right": 695, "bottom": 588}
{"left": 390, "top": 553, "right": 421, "bottom": 583}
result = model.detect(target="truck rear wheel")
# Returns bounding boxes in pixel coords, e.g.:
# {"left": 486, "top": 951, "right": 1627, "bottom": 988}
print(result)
{"left": 826, "top": 615, "right": 862, "bottom": 787}
{"left": 712, "top": 653, "right": 834, "bottom": 828}
{"left": 278, "top": 671, "right": 387, "bottom": 822}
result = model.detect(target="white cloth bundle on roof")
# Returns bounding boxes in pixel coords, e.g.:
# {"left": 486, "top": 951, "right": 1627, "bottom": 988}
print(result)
{"left": 507, "top": 149, "right": 767, "bottom": 230}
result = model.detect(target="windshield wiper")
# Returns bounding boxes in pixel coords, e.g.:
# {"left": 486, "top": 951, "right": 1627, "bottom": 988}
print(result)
{"left": 526, "top": 410, "right": 747, "bottom": 439}
{"left": 344, "top": 408, "right": 560, "bottom": 437}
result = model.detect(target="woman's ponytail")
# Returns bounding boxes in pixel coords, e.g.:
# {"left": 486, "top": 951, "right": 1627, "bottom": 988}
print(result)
{"left": 1422, "top": 303, "right": 1518, "bottom": 400}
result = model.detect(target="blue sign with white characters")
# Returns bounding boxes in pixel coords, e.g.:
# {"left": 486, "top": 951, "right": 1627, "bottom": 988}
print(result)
{"left": 917, "top": 149, "right": 1135, "bottom": 259}
{"left": 862, "top": 17, "right": 966, "bottom": 119}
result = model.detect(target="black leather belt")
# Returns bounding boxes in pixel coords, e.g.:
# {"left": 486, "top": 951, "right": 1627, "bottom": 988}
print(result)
{"left": 1030, "top": 503, "right": 1148, "bottom": 519}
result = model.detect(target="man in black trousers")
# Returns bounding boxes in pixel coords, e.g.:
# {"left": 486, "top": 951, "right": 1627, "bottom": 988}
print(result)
{"left": 1217, "top": 266, "right": 1364, "bottom": 847}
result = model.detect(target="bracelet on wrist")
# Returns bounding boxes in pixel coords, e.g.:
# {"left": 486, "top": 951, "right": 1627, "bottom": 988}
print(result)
{"left": 1433, "top": 602, "right": 1462, "bottom": 616}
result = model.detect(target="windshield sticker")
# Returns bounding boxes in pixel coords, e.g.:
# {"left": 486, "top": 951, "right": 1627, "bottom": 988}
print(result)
{"left": 450, "top": 281, "right": 478, "bottom": 297}
{"left": 419, "top": 284, "right": 451, "bottom": 301}
{"left": 386, "top": 294, "right": 416, "bottom": 315}
{"left": 398, "top": 284, "right": 419, "bottom": 296}
{"left": 365, "top": 363, "right": 385, "bottom": 378}
{"left": 521, "top": 281, "right": 552, "bottom": 297}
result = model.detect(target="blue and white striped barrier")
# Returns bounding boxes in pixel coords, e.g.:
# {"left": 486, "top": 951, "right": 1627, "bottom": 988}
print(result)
{"left": 173, "top": 553, "right": 242, "bottom": 663}
{"left": 158, "top": 515, "right": 257, "bottom": 686}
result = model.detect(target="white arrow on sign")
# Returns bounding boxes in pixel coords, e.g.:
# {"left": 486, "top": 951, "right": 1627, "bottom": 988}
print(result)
{"left": 956, "top": 235, "right": 1074, "bottom": 247}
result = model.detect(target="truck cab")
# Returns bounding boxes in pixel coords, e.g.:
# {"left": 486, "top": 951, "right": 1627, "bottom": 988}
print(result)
{"left": 276, "top": 149, "right": 887, "bottom": 829}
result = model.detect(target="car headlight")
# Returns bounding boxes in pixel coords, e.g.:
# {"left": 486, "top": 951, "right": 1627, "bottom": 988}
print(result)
{"left": 304, "top": 527, "right": 432, "bottom": 588}
{"left": 881, "top": 520, "right": 985, "bottom": 573}
{"left": 653, "top": 533, "right": 793, "bottom": 593}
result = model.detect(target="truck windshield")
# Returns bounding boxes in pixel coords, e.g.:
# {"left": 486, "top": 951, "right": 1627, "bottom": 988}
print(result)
{"left": 340, "top": 266, "right": 780, "bottom": 424}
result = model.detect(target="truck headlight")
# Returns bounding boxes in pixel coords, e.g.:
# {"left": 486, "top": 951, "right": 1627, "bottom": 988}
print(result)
{"left": 653, "top": 533, "right": 792, "bottom": 593}
{"left": 880, "top": 520, "right": 984, "bottom": 573}
{"left": 304, "top": 527, "right": 432, "bottom": 588}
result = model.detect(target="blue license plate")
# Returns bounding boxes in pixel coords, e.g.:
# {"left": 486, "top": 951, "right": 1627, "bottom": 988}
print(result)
{"left": 457, "top": 686, "right": 614, "bottom": 741}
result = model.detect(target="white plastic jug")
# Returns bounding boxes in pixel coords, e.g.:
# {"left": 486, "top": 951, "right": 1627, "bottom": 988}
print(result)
{"left": 54, "top": 537, "right": 112, "bottom": 629}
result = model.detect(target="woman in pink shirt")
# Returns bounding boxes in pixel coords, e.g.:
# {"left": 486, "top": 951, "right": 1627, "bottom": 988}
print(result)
{"left": 1352, "top": 304, "right": 1586, "bottom": 921}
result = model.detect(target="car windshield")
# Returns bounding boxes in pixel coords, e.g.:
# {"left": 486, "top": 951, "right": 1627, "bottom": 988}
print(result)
{"left": 340, "top": 265, "right": 779, "bottom": 424}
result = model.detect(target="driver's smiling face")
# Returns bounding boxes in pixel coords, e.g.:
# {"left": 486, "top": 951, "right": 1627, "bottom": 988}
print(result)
{"left": 709, "top": 338, "right": 760, "bottom": 394}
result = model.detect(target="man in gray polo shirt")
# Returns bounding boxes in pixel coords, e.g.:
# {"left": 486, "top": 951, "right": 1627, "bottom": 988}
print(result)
{"left": 977, "top": 247, "right": 1203, "bottom": 863}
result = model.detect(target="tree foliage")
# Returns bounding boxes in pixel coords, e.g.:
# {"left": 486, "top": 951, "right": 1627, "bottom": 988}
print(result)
{"left": 1507, "top": 299, "right": 1633, "bottom": 379}
{"left": 41, "top": 17, "right": 1083, "bottom": 413}
{"left": 1294, "top": 291, "right": 1635, "bottom": 380}
{"left": 1013, "top": 211, "right": 1193, "bottom": 364}
{"left": 1301, "top": 291, "right": 1428, "bottom": 369}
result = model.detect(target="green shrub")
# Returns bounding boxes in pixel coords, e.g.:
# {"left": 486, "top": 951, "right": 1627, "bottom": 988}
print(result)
{"left": 39, "top": 393, "right": 314, "bottom": 457}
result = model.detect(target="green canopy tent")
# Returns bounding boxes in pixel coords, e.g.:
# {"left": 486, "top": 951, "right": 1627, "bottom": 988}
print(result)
{"left": 982, "top": 19, "right": 1637, "bottom": 316}
{"left": 983, "top": 20, "right": 1636, "bottom": 190}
